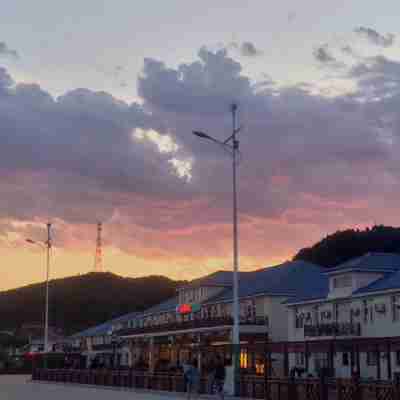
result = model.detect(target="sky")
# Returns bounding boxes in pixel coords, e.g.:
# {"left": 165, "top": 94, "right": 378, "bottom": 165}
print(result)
{"left": 2, "top": 1, "right": 400, "bottom": 290}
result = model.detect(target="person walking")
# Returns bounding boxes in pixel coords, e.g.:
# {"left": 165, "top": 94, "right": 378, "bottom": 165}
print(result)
{"left": 206, "top": 358, "right": 216, "bottom": 394}
{"left": 186, "top": 359, "right": 200, "bottom": 400}
{"left": 214, "top": 356, "right": 226, "bottom": 400}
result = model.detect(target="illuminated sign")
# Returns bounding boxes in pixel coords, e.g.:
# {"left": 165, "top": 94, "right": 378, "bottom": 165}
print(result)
{"left": 176, "top": 303, "right": 201, "bottom": 314}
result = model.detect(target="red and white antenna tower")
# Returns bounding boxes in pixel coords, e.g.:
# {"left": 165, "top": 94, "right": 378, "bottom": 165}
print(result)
{"left": 94, "top": 222, "right": 103, "bottom": 272}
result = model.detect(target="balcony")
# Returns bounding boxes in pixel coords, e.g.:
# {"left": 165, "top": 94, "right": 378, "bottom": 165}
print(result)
{"left": 116, "top": 316, "right": 267, "bottom": 337}
{"left": 304, "top": 322, "right": 361, "bottom": 337}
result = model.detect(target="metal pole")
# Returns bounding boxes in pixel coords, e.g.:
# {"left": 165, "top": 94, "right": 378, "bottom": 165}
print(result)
{"left": 44, "top": 223, "right": 51, "bottom": 367}
{"left": 231, "top": 103, "right": 240, "bottom": 396}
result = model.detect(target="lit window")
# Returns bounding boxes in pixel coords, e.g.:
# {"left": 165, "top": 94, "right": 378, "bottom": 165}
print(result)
{"left": 240, "top": 349, "right": 248, "bottom": 369}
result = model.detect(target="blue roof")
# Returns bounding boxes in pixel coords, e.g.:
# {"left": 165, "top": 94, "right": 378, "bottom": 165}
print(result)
{"left": 354, "top": 269, "right": 400, "bottom": 295}
{"left": 71, "top": 321, "right": 113, "bottom": 339}
{"left": 286, "top": 253, "right": 400, "bottom": 304}
{"left": 142, "top": 296, "right": 179, "bottom": 316}
{"left": 326, "top": 253, "right": 400, "bottom": 274}
{"left": 182, "top": 271, "right": 237, "bottom": 289}
{"left": 71, "top": 311, "right": 142, "bottom": 338}
{"left": 204, "top": 261, "right": 328, "bottom": 304}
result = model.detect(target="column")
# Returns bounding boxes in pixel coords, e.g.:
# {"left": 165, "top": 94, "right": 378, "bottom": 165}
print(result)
{"left": 356, "top": 345, "right": 361, "bottom": 378}
{"left": 376, "top": 344, "right": 381, "bottom": 381}
{"left": 149, "top": 337, "right": 155, "bottom": 373}
{"left": 284, "top": 344, "right": 289, "bottom": 377}
{"left": 329, "top": 341, "right": 334, "bottom": 376}
{"left": 387, "top": 342, "right": 392, "bottom": 381}
{"left": 305, "top": 342, "right": 309, "bottom": 372}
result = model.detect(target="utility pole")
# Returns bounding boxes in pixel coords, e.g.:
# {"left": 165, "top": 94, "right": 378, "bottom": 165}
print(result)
{"left": 231, "top": 104, "right": 240, "bottom": 396}
{"left": 44, "top": 223, "right": 51, "bottom": 367}
{"left": 94, "top": 222, "right": 103, "bottom": 272}
{"left": 192, "top": 104, "right": 242, "bottom": 396}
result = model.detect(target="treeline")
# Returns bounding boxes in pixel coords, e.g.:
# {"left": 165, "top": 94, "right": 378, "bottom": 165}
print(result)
{"left": 0, "top": 272, "right": 184, "bottom": 335}
{"left": 294, "top": 225, "right": 400, "bottom": 267}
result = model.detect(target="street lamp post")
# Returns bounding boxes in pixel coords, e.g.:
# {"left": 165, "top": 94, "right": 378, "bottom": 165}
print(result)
{"left": 26, "top": 222, "right": 52, "bottom": 368}
{"left": 193, "top": 104, "right": 241, "bottom": 395}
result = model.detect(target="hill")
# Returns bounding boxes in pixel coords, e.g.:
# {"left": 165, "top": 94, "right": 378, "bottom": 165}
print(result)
{"left": 294, "top": 225, "right": 400, "bottom": 267}
{"left": 0, "top": 272, "right": 184, "bottom": 335}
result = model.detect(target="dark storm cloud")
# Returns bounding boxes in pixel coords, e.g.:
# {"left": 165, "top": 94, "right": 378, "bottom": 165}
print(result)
{"left": 239, "top": 41, "right": 263, "bottom": 57}
{"left": 313, "top": 45, "right": 336, "bottom": 63}
{"left": 229, "top": 41, "right": 263, "bottom": 57}
{"left": 0, "top": 73, "right": 195, "bottom": 225}
{"left": 354, "top": 27, "right": 395, "bottom": 48}
{"left": 0, "top": 42, "right": 19, "bottom": 60}
{"left": 137, "top": 47, "right": 392, "bottom": 223}
{"left": 341, "top": 45, "right": 356, "bottom": 57}
{"left": 0, "top": 45, "right": 399, "bottom": 239}
{"left": 349, "top": 55, "right": 400, "bottom": 99}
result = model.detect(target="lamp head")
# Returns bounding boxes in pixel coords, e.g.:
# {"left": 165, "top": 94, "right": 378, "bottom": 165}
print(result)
{"left": 192, "top": 131, "right": 211, "bottom": 139}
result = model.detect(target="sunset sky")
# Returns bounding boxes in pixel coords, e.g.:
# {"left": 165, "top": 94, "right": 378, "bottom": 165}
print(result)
{"left": 2, "top": 1, "right": 400, "bottom": 290}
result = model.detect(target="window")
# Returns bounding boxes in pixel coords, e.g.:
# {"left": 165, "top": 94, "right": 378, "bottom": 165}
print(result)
{"left": 333, "top": 275, "right": 352, "bottom": 289}
{"left": 240, "top": 349, "right": 248, "bottom": 369}
{"left": 314, "top": 353, "right": 328, "bottom": 371}
{"left": 367, "top": 351, "right": 378, "bottom": 366}
{"left": 334, "top": 303, "right": 339, "bottom": 321}
{"left": 363, "top": 300, "right": 369, "bottom": 323}
{"left": 392, "top": 296, "right": 400, "bottom": 322}
{"left": 342, "top": 353, "right": 349, "bottom": 366}
{"left": 295, "top": 352, "right": 305, "bottom": 366}
{"left": 313, "top": 306, "right": 319, "bottom": 325}
{"left": 294, "top": 309, "right": 303, "bottom": 329}
{"left": 370, "top": 304, "right": 374, "bottom": 323}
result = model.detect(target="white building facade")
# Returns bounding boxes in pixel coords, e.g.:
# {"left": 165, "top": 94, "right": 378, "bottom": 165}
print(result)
{"left": 286, "top": 253, "right": 400, "bottom": 380}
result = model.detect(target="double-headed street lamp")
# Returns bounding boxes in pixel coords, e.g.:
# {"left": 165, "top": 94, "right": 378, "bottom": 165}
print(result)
{"left": 26, "top": 223, "right": 52, "bottom": 363}
{"left": 193, "top": 103, "right": 241, "bottom": 394}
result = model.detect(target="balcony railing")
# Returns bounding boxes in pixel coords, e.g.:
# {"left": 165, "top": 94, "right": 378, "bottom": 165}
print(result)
{"left": 116, "top": 316, "right": 267, "bottom": 337}
{"left": 304, "top": 322, "right": 361, "bottom": 337}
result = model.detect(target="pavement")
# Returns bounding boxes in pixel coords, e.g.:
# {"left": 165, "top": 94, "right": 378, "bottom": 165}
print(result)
{"left": 0, "top": 375, "right": 197, "bottom": 400}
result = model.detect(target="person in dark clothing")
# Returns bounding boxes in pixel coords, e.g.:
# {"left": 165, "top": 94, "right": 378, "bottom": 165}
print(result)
{"left": 206, "top": 358, "right": 216, "bottom": 394}
{"left": 214, "top": 356, "right": 226, "bottom": 400}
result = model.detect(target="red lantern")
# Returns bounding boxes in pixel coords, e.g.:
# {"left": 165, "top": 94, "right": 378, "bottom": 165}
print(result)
{"left": 177, "top": 304, "right": 192, "bottom": 314}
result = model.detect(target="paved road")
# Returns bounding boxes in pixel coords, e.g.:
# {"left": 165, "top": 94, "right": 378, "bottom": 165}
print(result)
{"left": 0, "top": 375, "right": 187, "bottom": 400}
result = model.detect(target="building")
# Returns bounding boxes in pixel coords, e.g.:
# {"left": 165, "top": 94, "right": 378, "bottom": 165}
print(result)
{"left": 71, "top": 311, "right": 141, "bottom": 368}
{"left": 286, "top": 253, "right": 400, "bottom": 380}
{"left": 115, "top": 260, "right": 325, "bottom": 383}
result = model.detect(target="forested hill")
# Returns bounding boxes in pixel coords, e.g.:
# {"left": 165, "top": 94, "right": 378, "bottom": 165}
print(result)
{"left": 294, "top": 225, "right": 400, "bottom": 267}
{"left": 0, "top": 272, "right": 184, "bottom": 335}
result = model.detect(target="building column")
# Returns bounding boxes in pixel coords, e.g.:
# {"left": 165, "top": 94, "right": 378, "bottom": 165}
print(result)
{"left": 387, "top": 342, "right": 392, "bottom": 381}
{"left": 356, "top": 345, "right": 361, "bottom": 377}
{"left": 284, "top": 343, "right": 289, "bottom": 377}
{"left": 329, "top": 341, "right": 335, "bottom": 376}
{"left": 376, "top": 344, "right": 381, "bottom": 381}
{"left": 305, "top": 342, "right": 309, "bottom": 372}
{"left": 149, "top": 337, "right": 155, "bottom": 373}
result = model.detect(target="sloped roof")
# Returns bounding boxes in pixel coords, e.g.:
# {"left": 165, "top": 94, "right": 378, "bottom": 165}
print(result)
{"left": 354, "top": 269, "right": 400, "bottom": 295}
{"left": 286, "top": 253, "right": 400, "bottom": 304}
{"left": 142, "top": 296, "right": 179, "bottom": 316}
{"left": 326, "top": 253, "right": 400, "bottom": 274}
{"left": 181, "top": 271, "right": 238, "bottom": 289}
{"left": 71, "top": 311, "right": 142, "bottom": 338}
{"left": 71, "top": 321, "right": 112, "bottom": 339}
{"left": 205, "top": 261, "right": 327, "bottom": 304}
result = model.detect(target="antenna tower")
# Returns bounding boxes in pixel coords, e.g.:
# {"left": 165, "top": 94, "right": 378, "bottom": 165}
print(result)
{"left": 94, "top": 222, "right": 103, "bottom": 272}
